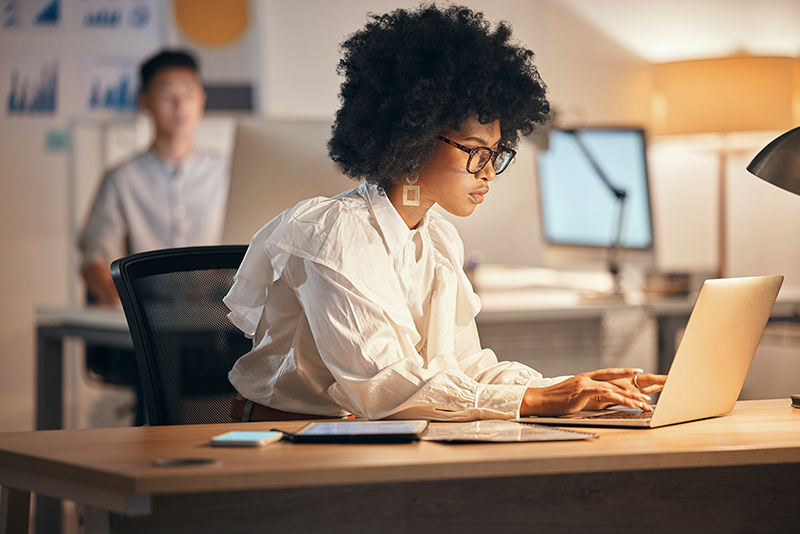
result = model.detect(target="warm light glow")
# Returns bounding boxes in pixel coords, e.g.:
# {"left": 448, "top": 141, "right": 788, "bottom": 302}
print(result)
{"left": 651, "top": 56, "right": 800, "bottom": 135}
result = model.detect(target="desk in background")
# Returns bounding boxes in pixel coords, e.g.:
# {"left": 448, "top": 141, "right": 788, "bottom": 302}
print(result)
{"left": 478, "top": 294, "right": 800, "bottom": 374}
{"left": 36, "top": 308, "right": 132, "bottom": 432}
{"left": 37, "top": 298, "right": 800, "bottom": 432}
{"left": 1, "top": 399, "right": 799, "bottom": 533}
{"left": 36, "top": 302, "right": 676, "bottom": 433}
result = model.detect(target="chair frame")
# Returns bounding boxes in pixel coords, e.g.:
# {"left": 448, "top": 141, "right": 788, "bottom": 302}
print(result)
{"left": 111, "top": 245, "right": 248, "bottom": 425}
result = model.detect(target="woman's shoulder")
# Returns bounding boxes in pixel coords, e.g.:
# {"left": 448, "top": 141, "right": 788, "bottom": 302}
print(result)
{"left": 257, "top": 184, "right": 383, "bottom": 265}
{"left": 287, "top": 186, "right": 368, "bottom": 224}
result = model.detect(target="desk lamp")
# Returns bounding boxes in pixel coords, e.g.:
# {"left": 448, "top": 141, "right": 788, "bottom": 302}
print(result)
{"left": 748, "top": 127, "right": 800, "bottom": 411}
{"left": 747, "top": 126, "right": 800, "bottom": 195}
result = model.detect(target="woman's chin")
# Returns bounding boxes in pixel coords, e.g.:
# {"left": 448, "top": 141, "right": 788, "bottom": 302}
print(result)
{"left": 440, "top": 204, "right": 478, "bottom": 218}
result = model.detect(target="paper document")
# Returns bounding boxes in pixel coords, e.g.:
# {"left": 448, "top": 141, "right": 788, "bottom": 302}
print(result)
{"left": 422, "top": 420, "right": 597, "bottom": 443}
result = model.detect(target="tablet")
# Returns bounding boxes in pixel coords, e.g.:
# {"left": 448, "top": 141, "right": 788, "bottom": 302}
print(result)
{"left": 288, "top": 420, "right": 429, "bottom": 443}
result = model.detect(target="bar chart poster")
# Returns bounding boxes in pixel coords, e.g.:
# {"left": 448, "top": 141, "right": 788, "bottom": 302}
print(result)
{"left": 82, "top": 56, "right": 139, "bottom": 115}
{"left": 2, "top": 0, "right": 61, "bottom": 30}
{"left": 3, "top": 54, "right": 59, "bottom": 117}
{"left": 76, "top": 0, "right": 158, "bottom": 33}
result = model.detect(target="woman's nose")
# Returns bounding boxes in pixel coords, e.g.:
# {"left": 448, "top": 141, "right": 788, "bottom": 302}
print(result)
{"left": 477, "top": 163, "right": 496, "bottom": 182}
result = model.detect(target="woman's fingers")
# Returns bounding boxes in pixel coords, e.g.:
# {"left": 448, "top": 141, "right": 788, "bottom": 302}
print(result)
{"left": 636, "top": 373, "right": 667, "bottom": 389}
{"left": 581, "top": 385, "right": 651, "bottom": 412}
{"left": 585, "top": 378, "right": 651, "bottom": 408}
{"left": 632, "top": 373, "right": 667, "bottom": 395}
{"left": 595, "top": 370, "right": 667, "bottom": 396}
{"left": 586, "top": 368, "right": 644, "bottom": 382}
{"left": 603, "top": 388, "right": 654, "bottom": 411}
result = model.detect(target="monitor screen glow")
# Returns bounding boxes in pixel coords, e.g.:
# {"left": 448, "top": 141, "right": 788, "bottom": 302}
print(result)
{"left": 536, "top": 128, "right": 653, "bottom": 250}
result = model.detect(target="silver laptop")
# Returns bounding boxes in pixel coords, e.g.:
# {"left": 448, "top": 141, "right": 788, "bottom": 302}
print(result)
{"left": 514, "top": 275, "right": 783, "bottom": 428}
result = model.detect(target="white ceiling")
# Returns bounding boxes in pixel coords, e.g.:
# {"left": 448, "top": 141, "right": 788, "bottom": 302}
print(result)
{"left": 559, "top": 0, "right": 800, "bottom": 63}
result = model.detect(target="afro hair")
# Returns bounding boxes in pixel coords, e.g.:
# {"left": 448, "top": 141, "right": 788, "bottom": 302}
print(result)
{"left": 328, "top": 3, "right": 550, "bottom": 190}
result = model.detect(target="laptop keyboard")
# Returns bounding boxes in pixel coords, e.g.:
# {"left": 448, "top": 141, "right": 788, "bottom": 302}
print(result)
{"left": 586, "top": 409, "right": 652, "bottom": 420}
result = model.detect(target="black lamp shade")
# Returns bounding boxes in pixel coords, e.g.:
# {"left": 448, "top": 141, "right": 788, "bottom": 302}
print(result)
{"left": 747, "top": 126, "right": 800, "bottom": 195}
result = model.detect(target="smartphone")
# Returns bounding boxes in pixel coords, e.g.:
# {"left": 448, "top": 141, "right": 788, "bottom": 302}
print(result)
{"left": 210, "top": 430, "right": 283, "bottom": 447}
{"left": 288, "top": 420, "right": 429, "bottom": 443}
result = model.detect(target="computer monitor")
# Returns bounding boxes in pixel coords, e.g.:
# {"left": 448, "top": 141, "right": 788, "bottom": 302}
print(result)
{"left": 536, "top": 127, "right": 654, "bottom": 252}
{"left": 223, "top": 119, "right": 357, "bottom": 245}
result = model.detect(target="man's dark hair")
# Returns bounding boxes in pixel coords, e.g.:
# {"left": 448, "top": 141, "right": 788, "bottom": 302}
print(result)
{"left": 328, "top": 3, "right": 550, "bottom": 190}
{"left": 139, "top": 49, "right": 201, "bottom": 93}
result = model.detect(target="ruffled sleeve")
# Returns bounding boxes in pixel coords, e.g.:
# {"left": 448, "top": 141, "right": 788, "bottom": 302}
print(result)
{"left": 224, "top": 220, "right": 276, "bottom": 337}
{"left": 223, "top": 201, "right": 309, "bottom": 339}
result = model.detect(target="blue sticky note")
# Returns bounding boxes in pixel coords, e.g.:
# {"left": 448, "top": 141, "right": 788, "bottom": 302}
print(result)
{"left": 45, "top": 130, "right": 70, "bottom": 152}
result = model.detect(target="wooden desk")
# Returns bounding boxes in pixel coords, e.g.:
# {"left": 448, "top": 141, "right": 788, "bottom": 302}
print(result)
{"left": 2, "top": 399, "right": 799, "bottom": 533}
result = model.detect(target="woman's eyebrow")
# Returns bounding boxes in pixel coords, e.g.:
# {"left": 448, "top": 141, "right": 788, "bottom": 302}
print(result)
{"left": 463, "top": 136, "right": 500, "bottom": 147}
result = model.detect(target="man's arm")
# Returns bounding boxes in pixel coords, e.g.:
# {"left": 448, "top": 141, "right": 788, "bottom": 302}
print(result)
{"left": 82, "top": 262, "right": 119, "bottom": 305}
{"left": 78, "top": 170, "right": 127, "bottom": 304}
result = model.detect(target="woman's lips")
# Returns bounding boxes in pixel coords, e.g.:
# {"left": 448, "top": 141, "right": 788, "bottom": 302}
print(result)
{"left": 469, "top": 188, "right": 489, "bottom": 203}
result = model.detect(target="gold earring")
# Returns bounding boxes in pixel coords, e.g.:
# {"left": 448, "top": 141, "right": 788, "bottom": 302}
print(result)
{"left": 402, "top": 175, "right": 420, "bottom": 206}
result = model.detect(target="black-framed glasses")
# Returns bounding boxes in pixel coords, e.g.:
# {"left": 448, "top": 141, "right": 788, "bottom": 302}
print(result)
{"left": 437, "top": 136, "right": 517, "bottom": 175}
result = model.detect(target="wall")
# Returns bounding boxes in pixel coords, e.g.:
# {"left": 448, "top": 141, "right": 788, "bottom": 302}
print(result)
{"left": 0, "top": 127, "right": 71, "bottom": 431}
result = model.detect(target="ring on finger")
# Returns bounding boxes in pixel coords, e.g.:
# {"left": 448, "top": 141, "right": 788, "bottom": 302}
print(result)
{"left": 633, "top": 374, "right": 641, "bottom": 390}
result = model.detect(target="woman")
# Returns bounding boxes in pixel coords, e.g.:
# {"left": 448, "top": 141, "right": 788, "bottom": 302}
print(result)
{"left": 226, "top": 4, "right": 665, "bottom": 422}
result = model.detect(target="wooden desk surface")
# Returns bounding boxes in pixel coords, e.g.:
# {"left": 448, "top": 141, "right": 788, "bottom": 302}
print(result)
{"left": 0, "top": 400, "right": 798, "bottom": 507}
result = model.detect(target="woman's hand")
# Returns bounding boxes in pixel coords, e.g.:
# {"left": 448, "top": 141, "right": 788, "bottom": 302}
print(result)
{"left": 609, "top": 372, "right": 666, "bottom": 399}
{"left": 520, "top": 368, "right": 667, "bottom": 417}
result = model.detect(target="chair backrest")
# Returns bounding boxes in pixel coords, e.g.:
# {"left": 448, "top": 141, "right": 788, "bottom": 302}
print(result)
{"left": 111, "top": 245, "right": 250, "bottom": 425}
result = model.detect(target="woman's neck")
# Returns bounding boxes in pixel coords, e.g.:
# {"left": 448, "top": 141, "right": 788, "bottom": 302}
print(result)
{"left": 385, "top": 182, "right": 432, "bottom": 230}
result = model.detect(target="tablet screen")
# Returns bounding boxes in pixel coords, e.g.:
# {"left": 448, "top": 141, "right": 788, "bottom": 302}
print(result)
{"left": 292, "top": 420, "right": 428, "bottom": 443}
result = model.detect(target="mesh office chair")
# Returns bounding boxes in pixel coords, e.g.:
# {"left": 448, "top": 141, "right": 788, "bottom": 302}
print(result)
{"left": 111, "top": 245, "right": 251, "bottom": 426}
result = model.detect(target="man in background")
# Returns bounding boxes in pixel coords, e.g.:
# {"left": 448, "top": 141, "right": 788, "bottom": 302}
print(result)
{"left": 80, "top": 49, "right": 229, "bottom": 304}
{"left": 78, "top": 49, "right": 230, "bottom": 425}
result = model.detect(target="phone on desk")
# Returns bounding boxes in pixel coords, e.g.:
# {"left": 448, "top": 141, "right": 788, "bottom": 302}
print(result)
{"left": 210, "top": 431, "right": 283, "bottom": 447}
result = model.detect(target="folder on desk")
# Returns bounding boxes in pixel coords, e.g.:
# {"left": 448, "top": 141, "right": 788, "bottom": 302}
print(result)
{"left": 422, "top": 420, "right": 597, "bottom": 442}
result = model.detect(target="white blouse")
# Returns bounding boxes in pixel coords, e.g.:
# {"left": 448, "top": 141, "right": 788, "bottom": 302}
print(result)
{"left": 224, "top": 182, "right": 565, "bottom": 421}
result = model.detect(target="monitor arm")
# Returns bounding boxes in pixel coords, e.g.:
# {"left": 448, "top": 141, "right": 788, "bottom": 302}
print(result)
{"left": 564, "top": 129, "right": 627, "bottom": 295}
